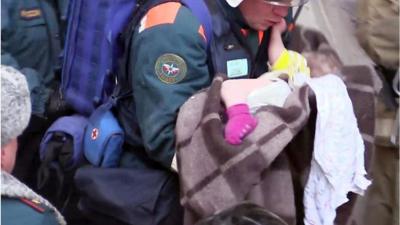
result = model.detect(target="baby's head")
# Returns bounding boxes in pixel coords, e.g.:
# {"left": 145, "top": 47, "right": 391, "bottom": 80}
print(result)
{"left": 303, "top": 51, "right": 342, "bottom": 77}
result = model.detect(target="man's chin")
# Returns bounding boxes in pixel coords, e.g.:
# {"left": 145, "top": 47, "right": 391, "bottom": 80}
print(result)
{"left": 258, "top": 25, "right": 272, "bottom": 31}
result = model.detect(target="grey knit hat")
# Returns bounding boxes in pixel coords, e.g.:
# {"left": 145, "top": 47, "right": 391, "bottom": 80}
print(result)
{"left": 1, "top": 65, "right": 31, "bottom": 147}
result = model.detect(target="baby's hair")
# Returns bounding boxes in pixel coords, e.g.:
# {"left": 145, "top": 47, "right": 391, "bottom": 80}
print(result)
{"left": 303, "top": 51, "right": 342, "bottom": 77}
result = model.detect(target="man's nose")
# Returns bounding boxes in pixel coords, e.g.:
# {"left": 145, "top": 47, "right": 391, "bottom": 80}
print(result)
{"left": 273, "top": 6, "right": 289, "bottom": 17}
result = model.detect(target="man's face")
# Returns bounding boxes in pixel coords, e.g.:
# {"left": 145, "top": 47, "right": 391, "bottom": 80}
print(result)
{"left": 1, "top": 138, "right": 18, "bottom": 173}
{"left": 239, "top": 0, "right": 289, "bottom": 31}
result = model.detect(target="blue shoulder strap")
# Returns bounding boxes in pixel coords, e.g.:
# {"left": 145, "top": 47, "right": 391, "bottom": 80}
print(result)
{"left": 181, "top": 0, "right": 213, "bottom": 47}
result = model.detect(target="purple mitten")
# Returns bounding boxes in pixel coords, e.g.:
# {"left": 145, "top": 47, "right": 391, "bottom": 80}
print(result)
{"left": 224, "top": 104, "right": 258, "bottom": 145}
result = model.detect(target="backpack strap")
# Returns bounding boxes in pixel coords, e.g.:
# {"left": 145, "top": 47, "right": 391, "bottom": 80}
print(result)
{"left": 181, "top": 0, "right": 213, "bottom": 46}
{"left": 118, "top": 0, "right": 171, "bottom": 87}
{"left": 283, "top": 6, "right": 304, "bottom": 44}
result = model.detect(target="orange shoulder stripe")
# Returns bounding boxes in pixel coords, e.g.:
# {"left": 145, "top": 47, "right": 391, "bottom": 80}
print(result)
{"left": 258, "top": 31, "right": 264, "bottom": 45}
{"left": 143, "top": 2, "right": 181, "bottom": 31}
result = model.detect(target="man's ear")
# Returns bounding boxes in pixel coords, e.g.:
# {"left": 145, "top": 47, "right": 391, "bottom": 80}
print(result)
{"left": 1, "top": 148, "right": 6, "bottom": 169}
{"left": 1, "top": 139, "right": 18, "bottom": 172}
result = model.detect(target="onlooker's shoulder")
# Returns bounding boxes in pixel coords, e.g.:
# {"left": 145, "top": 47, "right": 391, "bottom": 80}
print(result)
{"left": 1, "top": 197, "right": 60, "bottom": 225}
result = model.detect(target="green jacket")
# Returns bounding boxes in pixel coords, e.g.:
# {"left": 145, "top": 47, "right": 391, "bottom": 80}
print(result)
{"left": 1, "top": 172, "right": 66, "bottom": 225}
{"left": 1, "top": 0, "right": 68, "bottom": 116}
{"left": 2, "top": 198, "right": 61, "bottom": 225}
{"left": 117, "top": 0, "right": 267, "bottom": 168}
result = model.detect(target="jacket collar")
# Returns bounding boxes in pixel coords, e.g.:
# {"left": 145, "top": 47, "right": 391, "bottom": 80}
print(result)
{"left": 1, "top": 171, "right": 66, "bottom": 225}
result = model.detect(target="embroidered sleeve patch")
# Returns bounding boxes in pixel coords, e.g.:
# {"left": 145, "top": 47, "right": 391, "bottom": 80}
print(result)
{"left": 155, "top": 54, "right": 187, "bottom": 84}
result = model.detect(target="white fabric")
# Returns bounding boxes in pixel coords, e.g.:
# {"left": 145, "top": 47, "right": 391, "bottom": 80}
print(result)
{"left": 225, "top": 0, "right": 243, "bottom": 7}
{"left": 247, "top": 78, "right": 291, "bottom": 113}
{"left": 292, "top": 72, "right": 310, "bottom": 88}
{"left": 303, "top": 74, "right": 371, "bottom": 225}
{"left": 225, "top": 0, "right": 309, "bottom": 7}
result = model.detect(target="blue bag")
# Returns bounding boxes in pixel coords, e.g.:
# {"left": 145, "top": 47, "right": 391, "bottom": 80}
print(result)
{"left": 37, "top": 115, "right": 89, "bottom": 212}
{"left": 84, "top": 101, "right": 124, "bottom": 168}
{"left": 39, "top": 115, "right": 89, "bottom": 170}
{"left": 38, "top": 115, "right": 89, "bottom": 197}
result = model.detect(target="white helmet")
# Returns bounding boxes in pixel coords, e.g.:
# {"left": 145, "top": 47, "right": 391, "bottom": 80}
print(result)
{"left": 226, "top": 0, "right": 309, "bottom": 7}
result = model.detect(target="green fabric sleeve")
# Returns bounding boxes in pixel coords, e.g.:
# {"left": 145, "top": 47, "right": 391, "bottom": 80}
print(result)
{"left": 130, "top": 6, "right": 210, "bottom": 167}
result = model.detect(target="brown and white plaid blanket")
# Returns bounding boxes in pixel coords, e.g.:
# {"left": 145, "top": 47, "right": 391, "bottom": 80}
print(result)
{"left": 175, "top": 27, "right": 377, "bottom": 225}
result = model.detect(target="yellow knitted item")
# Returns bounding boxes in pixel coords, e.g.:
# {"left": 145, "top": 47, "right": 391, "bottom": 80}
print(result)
{"left": 270, "top": 49, "right": 310, "bottom": 81}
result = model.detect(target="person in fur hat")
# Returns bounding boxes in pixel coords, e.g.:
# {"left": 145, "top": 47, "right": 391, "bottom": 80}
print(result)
{"left": 1, "top": 65, "right": 66, "bottom": 225}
